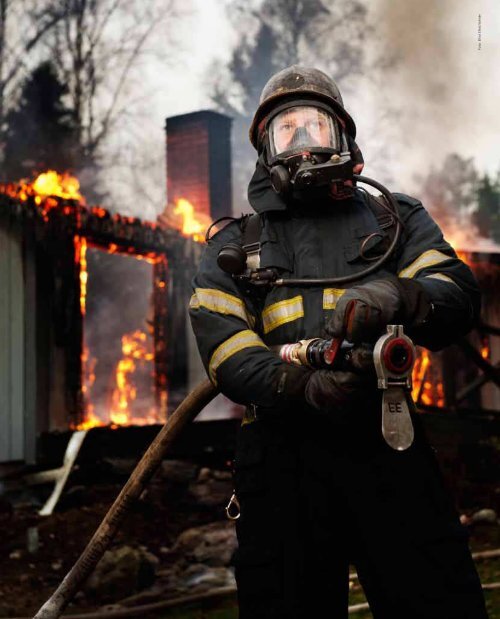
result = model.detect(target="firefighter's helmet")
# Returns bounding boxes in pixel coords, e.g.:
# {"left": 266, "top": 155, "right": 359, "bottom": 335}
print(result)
{"left": 249, "top": 65, "right": 356, "bottom": 150}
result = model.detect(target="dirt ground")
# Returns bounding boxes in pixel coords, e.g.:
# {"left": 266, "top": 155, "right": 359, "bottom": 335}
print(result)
{"left": 1, "top": 450, "right": 499, "bottom": 618}
{"left": 0, "top": 461, "right": 228, "bottom": 617}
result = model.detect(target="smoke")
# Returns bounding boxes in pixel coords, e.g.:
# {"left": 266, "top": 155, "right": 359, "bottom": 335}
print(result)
{"left": 360, "top": 0, "right": 500, "bottom": 195}
{"left": 346, "top": 0, "right": 500, "bottom": 250}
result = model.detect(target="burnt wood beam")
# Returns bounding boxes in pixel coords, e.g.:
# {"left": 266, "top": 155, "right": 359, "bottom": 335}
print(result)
{"left": 0, "top": 194, "right": 188, "bottom": 255}
{"left": 456, "top": 362, "right": 500, "bottom": 403}
{"left": 479, "top": 321, "right": 500, "bottom": 337}
{"left": 458, "top": 337, "right": 500, "bottom": 389}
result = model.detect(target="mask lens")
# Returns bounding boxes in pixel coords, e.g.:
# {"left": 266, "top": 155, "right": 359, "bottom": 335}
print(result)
{"left": 268, "top": 106, "right": 338, "bottom": 158}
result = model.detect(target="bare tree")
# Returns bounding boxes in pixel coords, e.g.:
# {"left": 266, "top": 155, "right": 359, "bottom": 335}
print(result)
{"left": 39, "top": 0, "right": 179, "bottom": 164}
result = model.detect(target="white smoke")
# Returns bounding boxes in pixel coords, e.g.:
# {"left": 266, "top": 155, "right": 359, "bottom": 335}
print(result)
{"left": 351, "top": 0, "right": 500, "bottom": 196}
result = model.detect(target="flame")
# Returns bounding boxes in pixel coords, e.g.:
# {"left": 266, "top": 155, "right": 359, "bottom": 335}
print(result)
{"left": 109, "top": 330, "right": 159, "bottom": 427}
{"left": 170, "top": 198, "right": 212, "bottom": 242}
{"left": 32, "top": 170, "right": 84, "bottom": 202}
{"left": 76, "top": 345, "right": 103, "bottom": 431}
{"left": 0, "top": 170, "right": 85, "bottom": 205}
{"left": 75, "top": 330, "right": 160, "bottom": 430}
{"left": 411, "top": 348, "right": 444, "bottom": 408}
{"left": 480, "top": 338, "right": 490, "bottom": 361}
{"left": 74, "top": 236, "right": 88, "bottom": 315}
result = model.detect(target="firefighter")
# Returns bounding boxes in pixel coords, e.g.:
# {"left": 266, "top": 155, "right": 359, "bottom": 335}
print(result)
{"left": 189, "top": 66, "right": 489, "bottom": 619}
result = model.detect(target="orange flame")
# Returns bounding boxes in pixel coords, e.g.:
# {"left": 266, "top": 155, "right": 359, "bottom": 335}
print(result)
{"left": 76, "top": 345, "right": 104, "bottom": 431}
{"left": 170, "top": 198, "right": 212, "bottom": 242}
{"left": 74, "top": 236, "right": 88, "bottom": 315}
{"left": 32, "top": 170, "right": 85, "bottom": 203}
{"left": 412, "top": 348, "right": 445, "bottom": 408}
{"left": 0, "top": 170, "right": 85, "bottom": 205}
{"left": 75, "top": 330, "right": 160, "bottom": 430}
{"left": 480, "top": 338, "right": 490, "bottom": 361}
{"left": 109, "top": 330, "right": 159, "bottom": 427}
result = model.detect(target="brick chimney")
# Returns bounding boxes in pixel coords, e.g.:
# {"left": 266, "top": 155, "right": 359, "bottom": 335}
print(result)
{"left": 165, "top": 110, "right": 232, "bottom": 220}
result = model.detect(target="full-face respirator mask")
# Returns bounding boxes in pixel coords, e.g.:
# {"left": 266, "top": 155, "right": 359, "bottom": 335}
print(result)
{"left": 262, "top": 101, "right": 355, "bottom": 197}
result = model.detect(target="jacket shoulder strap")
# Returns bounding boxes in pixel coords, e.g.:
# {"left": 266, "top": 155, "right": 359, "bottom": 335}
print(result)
{"left": 366, "top": 193, "right": 396, "bottom": 231}
{"left": 241, "top": 213, "right": 262, "bottom": 270}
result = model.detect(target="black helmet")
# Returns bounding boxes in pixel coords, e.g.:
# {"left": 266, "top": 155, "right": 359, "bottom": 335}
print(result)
{"left": 249, "top": 65, "right": 356, "bottom": 150}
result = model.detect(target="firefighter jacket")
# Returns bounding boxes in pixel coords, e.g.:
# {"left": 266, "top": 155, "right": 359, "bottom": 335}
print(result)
{"left": 189, "top": 164, "right": 480, "bottom": 412}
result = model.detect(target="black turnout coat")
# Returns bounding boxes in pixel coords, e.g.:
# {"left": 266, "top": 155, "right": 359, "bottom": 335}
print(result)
{"left": 189, "top": 164, "right": 480, "bottom": 411}
{"left": 188, "top": 162, "right": 487, "bottom": 619}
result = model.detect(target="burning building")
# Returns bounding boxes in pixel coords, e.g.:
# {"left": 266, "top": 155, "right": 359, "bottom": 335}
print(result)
{"left": 411, "top": 251, "right": 500, "bottom": 414}
{"left": 0, "top": 110, "right": 234, "bottom": 466}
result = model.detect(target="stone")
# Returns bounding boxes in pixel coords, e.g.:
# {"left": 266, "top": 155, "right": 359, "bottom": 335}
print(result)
{"left": 196, "top": 467, "right": 212, "bottom": 482}
{"left": 85, "top": 545, "right": 159, "bottom": 602}
{"left": 470, "top": 508, "right": 498, "bottom": 525}
{"left": 179, "top": 563, "right": 235, "bottom": 591}
{"left": 172, "top": 521, "right": 237, "bottom": 567}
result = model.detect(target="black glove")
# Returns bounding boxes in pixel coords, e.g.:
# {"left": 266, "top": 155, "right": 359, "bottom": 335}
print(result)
{"left": 304, "top": 370, "right": 371, "bottom": 413}
{"left": 326, "top": 277, "right": 432, "bottom": 344}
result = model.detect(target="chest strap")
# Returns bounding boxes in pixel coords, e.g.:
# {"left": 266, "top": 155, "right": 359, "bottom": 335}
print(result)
{"left": 241, "top": 195, "right": 397, "bottom": 272}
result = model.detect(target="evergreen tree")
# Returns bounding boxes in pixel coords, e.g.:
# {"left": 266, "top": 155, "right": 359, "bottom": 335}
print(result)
{"left": 417, "top": 153, "right": 479, "bottom": 233}
{"left": 2, "top": 61, "right": 82, "bottom": 181}
{"left": 473, "top": 174, "right": 500, "bottom": 244}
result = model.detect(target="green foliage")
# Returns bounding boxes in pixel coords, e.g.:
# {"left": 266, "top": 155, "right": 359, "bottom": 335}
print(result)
{"left": 473, "top": 174, "right": 500, "bottom": 244}
{"left": 2, "top": 61, "right": 83, "bottom": 180}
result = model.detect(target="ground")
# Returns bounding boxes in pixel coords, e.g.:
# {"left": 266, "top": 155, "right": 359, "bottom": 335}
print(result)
{"left": 0, "top": 439, "right": 499, "bottom": 618}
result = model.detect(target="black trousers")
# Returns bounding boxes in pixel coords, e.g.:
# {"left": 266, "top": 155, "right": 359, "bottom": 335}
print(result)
{"left": 232, "top": 407, "right": 489, "bottom": 619}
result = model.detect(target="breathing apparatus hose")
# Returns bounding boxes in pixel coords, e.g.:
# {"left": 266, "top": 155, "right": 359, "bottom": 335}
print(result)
{"left": 274, "top": 174, "right": 403, "bottom": 287}
{"left": 33, "top": 380, "right": 218, "bottom": 619}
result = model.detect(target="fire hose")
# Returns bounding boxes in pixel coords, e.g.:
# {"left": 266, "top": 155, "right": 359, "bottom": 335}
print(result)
{"left": 33, "top": 326, "right": 415, "bottom": 618}
{"left": 33, "top": 380, "right": 218, "bottom": 619}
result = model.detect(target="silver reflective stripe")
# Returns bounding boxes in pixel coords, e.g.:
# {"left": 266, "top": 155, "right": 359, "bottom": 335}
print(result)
{"left": 262, "top": 295, "right": 304, "bottom": 334}
{"left": 208, "top": 330, "right": 268, "bottom": 385}
{"left": 190, "top": 288, "right": 255, "bottom": 327}
{"left": 424, "top": 273, "right": 459, "bottom": 287}
{"left": 398, "top": 249, "right": 453, "bottom": 279}
{"left": 323, "top": 288, "right": 345, "bottom": 310}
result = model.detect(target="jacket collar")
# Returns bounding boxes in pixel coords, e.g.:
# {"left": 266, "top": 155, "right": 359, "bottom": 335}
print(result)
{"left": 247, "top": 155, "right": 288, "bottom": 214}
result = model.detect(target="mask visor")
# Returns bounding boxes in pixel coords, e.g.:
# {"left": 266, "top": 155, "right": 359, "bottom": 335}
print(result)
{"left": 268, "top": 106, "right": 339, "bottom": 158}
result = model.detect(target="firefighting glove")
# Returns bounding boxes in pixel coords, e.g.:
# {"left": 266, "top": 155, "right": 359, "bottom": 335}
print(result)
{"left": 273, "top": 363, "right": 314, "bottom": 406}
{"left": 326, "top": 277, "right": 432, "bottom": 344}
{"left": 304, "top": 370, "right": 371, "bottom": 413}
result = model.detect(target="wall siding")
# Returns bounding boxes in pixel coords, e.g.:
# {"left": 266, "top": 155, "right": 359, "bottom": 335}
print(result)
{"left": 0, "top": 218, "right": 25, "bottom": 462}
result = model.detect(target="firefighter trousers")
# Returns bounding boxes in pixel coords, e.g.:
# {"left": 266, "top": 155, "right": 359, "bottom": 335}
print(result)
{"left": 232, "top": 408, "right": 489, "bottom": 619}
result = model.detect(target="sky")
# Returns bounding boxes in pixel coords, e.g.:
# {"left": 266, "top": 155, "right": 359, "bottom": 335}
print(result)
{"left": 100, "top": 0, "right": 500, "bottom": 220}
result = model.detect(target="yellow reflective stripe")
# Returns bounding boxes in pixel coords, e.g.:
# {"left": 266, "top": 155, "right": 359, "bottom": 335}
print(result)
{"left": 189, "top": 288, "right": 255, "bottom": 327}
{"left": 424, "top": 273, "right": 459, "bottom": 287}
{"left": 262, "top": 295, "right": 304, "bottom": 334}
{"left": 189, "top": 294, "right": 200, "bottom": 309}
{"left": 398, "top": 249, "right": 452, "bottom": 279}
{"left": 323, "top": 288, "right": 345, "bottom": 310}
{"left": 208, "top": 330, "right": 267, "bottom": 384}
